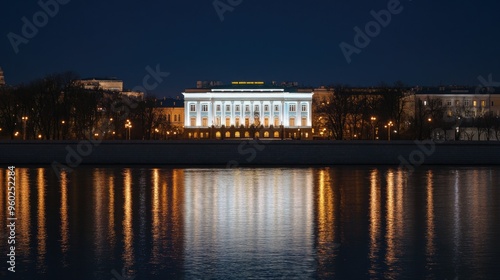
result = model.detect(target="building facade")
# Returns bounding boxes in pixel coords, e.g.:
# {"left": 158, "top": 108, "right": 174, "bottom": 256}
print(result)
{"left": 154, "top": 98, "right": 185, "bottom": 138}
{"left": 182, "top": 82, "right": 314, "bottom": 139}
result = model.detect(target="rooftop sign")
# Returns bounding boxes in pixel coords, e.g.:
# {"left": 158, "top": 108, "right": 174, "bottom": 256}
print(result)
{"left": 231, "top": 81, "right": 265, "bottom": 85}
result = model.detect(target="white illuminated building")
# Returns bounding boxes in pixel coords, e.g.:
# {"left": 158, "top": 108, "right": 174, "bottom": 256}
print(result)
{"left": 182, "top": 82, "right": 314, "bottom": 139}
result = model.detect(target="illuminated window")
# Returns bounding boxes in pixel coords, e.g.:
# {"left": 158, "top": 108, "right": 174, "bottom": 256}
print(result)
{"left": 235, "top": 131, "right": 240, "bottom": 138}
{"left": 274, "top": 117, "right": 279, "bottom": 127}
{"left": 289, "top": 117, "right": 295, "bottom": 127}
{"left": 225, "top": 117, "right": 230, "bottom": 127}
{"left": 190, "top": 104, "right": 196, "bottom": 112}
{"left": 289, "top": 104, "right": 296, "bottom": 112}
{"left": 245, "top": 118, "right": 250, "bottom": 127}
{"left": 225, "top": 131, "right": 231, "bottom": 138}
{"left": 264, "top": 131, "right": 269, "bottom": 138}
{"left": 244, "top": 131, "right": 250, "bottom": 138}
{"left": 190, "top": 117, "right": 196, "bottom": 126}
{"left": 481, "top": 100, "right": 486, "bottom": 107}
{"left": 264, "top": 117, "right": 269, "bottom": 127}
{"left": 455, "top": 100, "right": 460, "bottom": 106}
{"left": 216, "top": 131, "right": 221, "bottom": 139}
{"left": 473, "top": 100, "right": 477, "bottom": 107}
{"left": 202, "top": 117, "right": 208, "bottom": 127}
{"left": 255, "top": 132, "right": 260, "bottom": 138}
{"left": 423, "top": 100, "right": 427, "bottom": 106}
{"left": 301, "top": 117, "right": 307, "bottom": 127}
{"left": 274, "top": 131, "right": 280, "bottom": 138}
{"left": 202, "top": 104, "right": 208, "bottom": 112}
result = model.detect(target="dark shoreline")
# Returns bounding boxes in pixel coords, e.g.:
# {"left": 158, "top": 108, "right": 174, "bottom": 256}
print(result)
{"left": 1, "top": 140, "right": 500, "bottom": 166}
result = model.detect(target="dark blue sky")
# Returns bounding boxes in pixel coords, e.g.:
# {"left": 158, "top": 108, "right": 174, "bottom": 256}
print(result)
{"left": 1, "top": 0, "right": 500, "bottom": 98}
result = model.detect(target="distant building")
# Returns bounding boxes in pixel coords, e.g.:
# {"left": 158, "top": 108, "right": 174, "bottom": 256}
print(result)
{"left": 0, "top": 67, "right": 5, "bottom": 86}
{"left": 415, "top": 86, "right": 500, "bottom": 140}
{"left": 183, "top": 82, "right": 314, "bottom": 139}
{"left": 78, "top": 78, "right": 123, "bottom": 91}
{"left": 415, "top": 86, "right": 500, "bottom": 118}
{"left": 154, "top": 97, "right": 185, "bottom": 138}
{"left": 77, "top": 77, "right": 144, "bottom": 99}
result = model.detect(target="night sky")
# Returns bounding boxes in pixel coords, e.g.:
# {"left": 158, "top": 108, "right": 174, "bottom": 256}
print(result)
{"left": 1, "top": 0, "right": 500, "bottom": 98}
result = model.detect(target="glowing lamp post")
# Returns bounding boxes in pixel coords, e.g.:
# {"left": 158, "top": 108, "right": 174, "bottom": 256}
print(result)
{"left": 385, "top": 121, "right": 393, "bottom": 141}
{"left": 21, "top": 116, "right": 28, "bottom": 140}
{"left": 125, "top": 120, "right": 132, "bottom": 140}
{"left": 370, "top": 116, "right": 377, "bottom": 140}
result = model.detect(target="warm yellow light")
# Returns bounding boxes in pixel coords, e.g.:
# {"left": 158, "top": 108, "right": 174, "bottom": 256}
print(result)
{"left": 110, "top": 118, "right": 113, "bottom": 121}
{"left": 14, "top": 132, "right": 19, "bottom": 136}
{"left": 112, "top": 131, "right": 115, "bottom": 135}
{"left": 38, "top": 135, "right": 42, "bottom": 138}
{"left": 155, "top": 128, "right": 159, "bottom": 132}
{"left": 428, "top": 118, "right": 432, "bottom": 122}
{"left": 61, "top": 120, "right": 65, "bottom": 124}
{"left": 94, "top": 133, "right": 99, "bottom": 137}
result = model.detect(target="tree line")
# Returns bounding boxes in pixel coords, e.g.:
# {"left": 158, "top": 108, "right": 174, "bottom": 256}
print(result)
{"left": 314, "top": 83, "right": 500, "bottom": 141}
{"left": 0, "top": 72, "right": 178, "bottom": 140}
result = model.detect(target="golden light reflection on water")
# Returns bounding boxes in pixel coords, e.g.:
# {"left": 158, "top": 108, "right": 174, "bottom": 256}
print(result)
{"left": 426, "top": 170, "right": 435, "bottom": 259}
{"left": 151, "top": 168, "right": 161, "bottom": 263}
{"left": 369, "top": 169, "right": 381, "bottom": 276}
{"left": 60, "top": 171, "right": 69, "bottom": 266}
{"left": 17, "top": 169, "right": 30, "bottom": 256}
{"left": 94, "top": 169, "right": 106, "bottom": 261}
{"left": 316, "top": 169, "right": 336, "bottom": 266}
{"left": 384, "top": 169, "right": 405, "bottom": 272}
{"left": 108, "top": 175, "right": 116, "bottom": 249}
{"left": 123, "top": 169, "right": 134, "bottom": 267}
{"left": 36, "top": 168, "right": 47, "bottom": 271}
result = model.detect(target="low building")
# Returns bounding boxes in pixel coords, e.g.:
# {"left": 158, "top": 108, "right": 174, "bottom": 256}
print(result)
{"left": 182, "top": 82, "right": 314, "bottom": 139}
{"left": 154, "top": 97, "right": 185, "bottom": 138}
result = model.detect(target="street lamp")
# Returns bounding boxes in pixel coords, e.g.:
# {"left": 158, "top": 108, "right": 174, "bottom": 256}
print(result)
{"left": 385, "top": 121, "right": 393, "bottom": 141}
{"left": 125, "top": 120, "right": 132, "bottom": 140}
{"left": 370, "top": 116, "right": 377, "bottom": 140}
{"left": 21, "top": 116, "right": 28, "bottom": 140}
